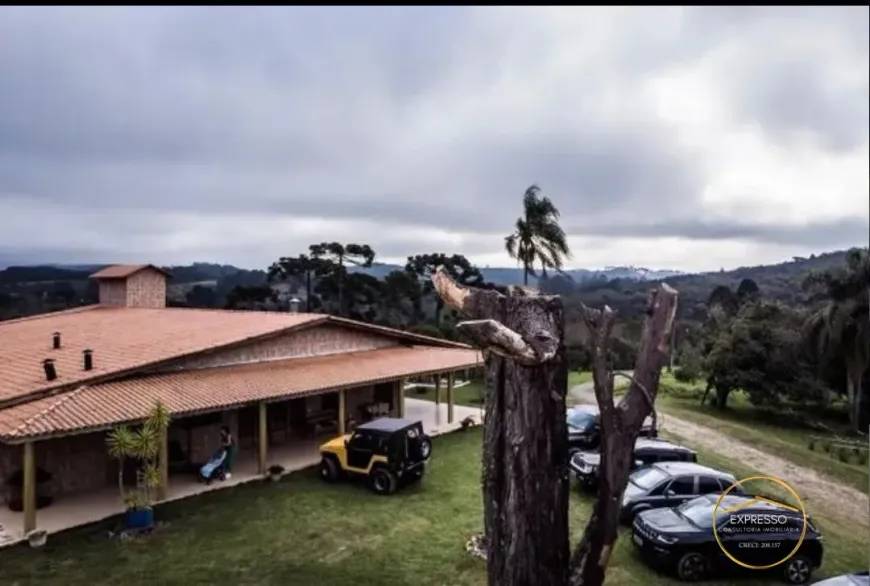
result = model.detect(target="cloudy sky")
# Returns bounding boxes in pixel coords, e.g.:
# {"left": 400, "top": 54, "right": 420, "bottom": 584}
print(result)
{"left": 0, "top": 7, "right": 867, "bottom": 273}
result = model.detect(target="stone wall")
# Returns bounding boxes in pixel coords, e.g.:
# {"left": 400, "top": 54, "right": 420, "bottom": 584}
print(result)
{"left": 168, "top": 410, "right": 239, "bottom": 465}
{"left": 345, "top": 385, "right": 375, "bottom": 426}
{"left": 0, "top": 433, "right": 113, "bottom": 502}
{"left": 154, "top": 325, "right": 400, "bottom": 372}
{"left": 125, "top": 269, "right": 167, "bottom": 308}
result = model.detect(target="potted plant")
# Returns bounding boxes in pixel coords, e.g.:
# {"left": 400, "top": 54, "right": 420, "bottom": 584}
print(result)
{"left": 106, "top": 401, "right": 171, "bottom": 531}
{"left": 26, "top": 529, "right": 47, "bottom": 548}
{"left": 267, "top": 465, "right": 285, "bottom": 482}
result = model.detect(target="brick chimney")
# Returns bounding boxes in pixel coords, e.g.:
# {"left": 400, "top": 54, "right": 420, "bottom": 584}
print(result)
{"left": 89, "top": 264, "right": 170, "bottom": 308}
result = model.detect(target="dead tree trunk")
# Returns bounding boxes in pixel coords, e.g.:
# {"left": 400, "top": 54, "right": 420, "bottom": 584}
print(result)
{"left": 569, "top": 284, "right": 678, "bottom": 586}
{"left": 433, "top": 268, "right": 570, "bottom": 586}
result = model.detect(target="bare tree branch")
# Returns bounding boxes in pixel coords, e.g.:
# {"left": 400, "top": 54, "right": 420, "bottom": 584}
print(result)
{"left": 614, "top": 372, "right": 657, "bottom": 434}
{"left": 432, "top": 265, "right": 503, "bottom": 321}
{"left": 457, "top": 319, "right": 558, "bottom": 365}
{"left": 579, "top": 304, "right": 618, "bottom": 425}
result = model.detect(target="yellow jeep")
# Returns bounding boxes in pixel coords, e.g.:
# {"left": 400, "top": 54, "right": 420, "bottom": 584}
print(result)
{"left": 318, "top": 418, "right": 432, "bottom": 495}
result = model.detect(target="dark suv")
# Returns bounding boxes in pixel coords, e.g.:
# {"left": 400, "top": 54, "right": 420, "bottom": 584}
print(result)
{"left": 633, "top": 494, "right": 824, "bottom": 584}
{"left": 567, "top": 404, "right": 657, "bottom": 453}
{"left": 319, "top": 418, "right": 432, "bottom": 495}
{"left": 620, "top": 462, "right": 739, "bottom": 523}
{"left": 570, "top": 438, "right": 698, "bottom": 489}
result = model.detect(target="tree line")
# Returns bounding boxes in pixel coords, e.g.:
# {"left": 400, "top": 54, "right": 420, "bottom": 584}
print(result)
{"left": 669, "top": 247, "right": 870, "bottom": 432}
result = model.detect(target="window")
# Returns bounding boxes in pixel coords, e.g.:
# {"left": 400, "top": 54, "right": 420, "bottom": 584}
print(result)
{"left": 630, "top": 466, "right": 670, "bottom": 490}
{"left": 351, "top": 432, "right": 376, "bottom": 450}
{"left": 667, "top": 476, "right": 696, "bottom": 495}
{"left": 697, "top": 476, "right": 723, "bottom": 494}
{"left": 678, "top": 499, "right": 716, "bottom": 529}
{"left": 567, "top": 409, "right": 597, "bottom": 431}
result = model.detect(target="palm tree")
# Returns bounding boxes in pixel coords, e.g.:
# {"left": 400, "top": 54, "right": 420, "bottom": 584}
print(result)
{"left": 504, "top": 185, "right": 571, "bottom": 286}
{"left": 803, "top": 248, "right": 870, "bottom": 430}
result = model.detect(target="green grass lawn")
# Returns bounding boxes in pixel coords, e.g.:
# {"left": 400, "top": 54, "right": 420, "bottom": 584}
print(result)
{"left": 408, "top": 381, "right": 487, "bottom": 408}
{"left": 568, "top": 371, "right": 593, "bottom": 387}
{"left": 652, "top": 374, "right": 869, "bottom": 493}
{"left": 410, "top": 372, "right": 592, "bottom": 409}
{"left": 1, "top": 429, "right": 864, "bottom": 586}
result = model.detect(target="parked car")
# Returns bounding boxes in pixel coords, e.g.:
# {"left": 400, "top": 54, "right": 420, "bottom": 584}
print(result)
{"left": 632, "top": 493, "right": 824, "bottom": 584}
{"left": 570, "top": 438, "right": 698, "bottom": 489}
{"left": 812, "top": 572, "right": 870, "bottom": 586}
{"left": 619, "top": 461, "right": 740, "bottom": 523}
{"left": 567, "top": 404, "right": 657, "bottom": 453}
{"left": 318, "top": 418, "right": 432, "bottom": 495}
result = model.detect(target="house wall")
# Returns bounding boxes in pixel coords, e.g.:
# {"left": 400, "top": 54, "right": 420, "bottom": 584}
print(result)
{"left": 96, "top": 268, "right": 167, "bottom": 309}
{"left": 97, "top": 280, "right": 127, "bottom": 307}
{"left": 124, "top": 269, "right": 167, "bottom": 309}
{"left": 153, "top": 325, "right": 401, "bottom": 373}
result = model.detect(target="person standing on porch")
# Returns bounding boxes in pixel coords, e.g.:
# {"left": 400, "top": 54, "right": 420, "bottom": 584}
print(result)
{"left": 220, "top": 426, "right": 235, "bottom": 480}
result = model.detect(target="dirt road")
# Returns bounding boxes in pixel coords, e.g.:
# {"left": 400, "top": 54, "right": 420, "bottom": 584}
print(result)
{"left": 569, "top": 382, "right": 869, "bottom": 527}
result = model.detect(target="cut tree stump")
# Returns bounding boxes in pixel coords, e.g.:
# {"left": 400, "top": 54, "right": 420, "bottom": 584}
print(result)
{"left": 433, "top": 268, "right": 571, "bottom": 586}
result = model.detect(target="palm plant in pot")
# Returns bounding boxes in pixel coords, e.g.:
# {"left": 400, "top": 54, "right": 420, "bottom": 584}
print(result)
{"left": 106, "top": 401, "right": 171, "bottom": 531}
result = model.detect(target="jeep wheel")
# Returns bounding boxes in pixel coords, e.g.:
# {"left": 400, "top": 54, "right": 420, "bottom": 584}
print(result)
{"left": 416, "top": 437, "right": 432, "bottom": 460}
{"left": 370, "top": 468, "right": 398, "bottom": 495}
{"left": 675, "top": 552, "right": 708, "bottom": 581}
{"left": 782, "top": 555, "right": 812, "bottom": 585}
{"left": 319, "top": 456, "right": 340, "bottom": 483}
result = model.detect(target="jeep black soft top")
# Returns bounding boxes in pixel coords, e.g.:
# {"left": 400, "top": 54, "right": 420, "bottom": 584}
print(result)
{"left": 355, "top": 418, "right": 422, "bottom": 434}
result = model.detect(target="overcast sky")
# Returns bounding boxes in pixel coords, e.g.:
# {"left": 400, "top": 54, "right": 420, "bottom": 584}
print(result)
{"left": 0, "top": 7, "right": 867, "bottom": 273}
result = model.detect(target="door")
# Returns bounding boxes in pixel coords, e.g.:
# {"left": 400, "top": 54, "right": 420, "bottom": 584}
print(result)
{"left": 346, "top": 431, "right": 376, "bottom": 469}
{"left": 663, "top": 475, "right": 697, "bottom": 507}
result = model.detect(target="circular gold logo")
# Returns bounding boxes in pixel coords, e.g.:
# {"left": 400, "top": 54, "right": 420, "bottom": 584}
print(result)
{"left": 712, "top": 474, "right": 807, "bottom": 570}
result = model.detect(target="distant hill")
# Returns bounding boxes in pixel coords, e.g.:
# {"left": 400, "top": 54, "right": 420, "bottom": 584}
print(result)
{"left": 565, "top": 249, "right": 855, "bottom": 326}
{"left": 0, "top": 247, "right": 860, "bottom": 325}
{"left": 350, "top": 262, "right": 683, "bottom": 285}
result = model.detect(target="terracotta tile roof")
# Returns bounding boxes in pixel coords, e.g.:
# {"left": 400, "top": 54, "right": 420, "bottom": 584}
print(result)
{"left": 0, "top": 346, "right": 483, "bottom": 440}
{"left": 0, "top": 306, "right": 326, "bottom": 405}
{"left": 89, "top": 264, "right": 171, "bottom": 279}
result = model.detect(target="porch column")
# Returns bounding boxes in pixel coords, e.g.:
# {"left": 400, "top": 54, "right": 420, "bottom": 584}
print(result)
{"left": 338, "top": 389, "right": 346, "bottom": 435}
{"left": 23, "top": 441, "right": 36, "bottom": 535}
{"left": 396, "top": 379, "right": 406, "bottom": 418}
{"left": 258, "top": 402, "right": 268, "bottom": 474}
{"left": 157, "top": 426, "right": 168, "bottom": 501}
{"left": 447, "top": 372, "right": 455, "bottom": 424}
{"left": 434, "top": 375, "right": 441, "bottom": 409}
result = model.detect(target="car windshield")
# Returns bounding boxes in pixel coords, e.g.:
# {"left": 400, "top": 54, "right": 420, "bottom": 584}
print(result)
{"left": 677, "top": 498, "right": 715, "bottom": 529}
{"left": 629, "top": 466, "right": 670, "bottom": 490}
{"left": 567, "top": 410, "right": 596, "bottom": 430}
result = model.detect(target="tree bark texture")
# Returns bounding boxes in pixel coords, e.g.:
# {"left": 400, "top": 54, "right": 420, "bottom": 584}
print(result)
{"left": 433, "top": 270, "right": 570, "bottom": 586}
{"left": 569, "top": 283, "right": 678, "bottom": 586}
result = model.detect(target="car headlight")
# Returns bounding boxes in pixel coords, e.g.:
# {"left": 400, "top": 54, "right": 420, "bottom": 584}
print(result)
{"left": 655, "top": 534, "right": 678, "bottom": 545}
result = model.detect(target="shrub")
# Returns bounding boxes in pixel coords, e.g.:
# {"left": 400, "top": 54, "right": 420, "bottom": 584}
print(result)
{"left": 837, "top": 446, "right": 851, "bottom": 463}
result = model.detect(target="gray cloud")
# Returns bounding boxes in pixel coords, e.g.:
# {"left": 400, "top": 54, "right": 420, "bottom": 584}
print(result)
{"left": 0, "top": 6, "right": 867, "bottom": 270}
